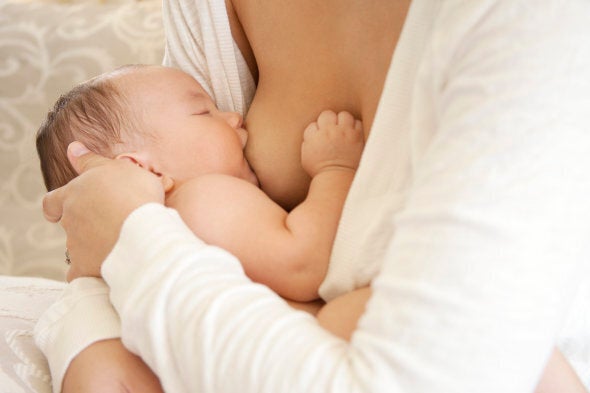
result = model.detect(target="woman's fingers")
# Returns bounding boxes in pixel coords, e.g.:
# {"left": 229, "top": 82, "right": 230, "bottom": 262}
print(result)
{"left": 42, "top": 188, "right": 65, "bottom": 223}
{"left": 41, "top": 140, "right": 167, "bottom": 279}
{"left": 67, "top": 141, "right": 110, "bottom": 174}
{"left": 42, "top": 142, "right": 111, "bottom": 223}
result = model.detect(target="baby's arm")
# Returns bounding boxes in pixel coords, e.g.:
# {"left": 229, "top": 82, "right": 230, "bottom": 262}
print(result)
{"left": 285, "top": 110, "right": 364, "bottom": 297}
{"left": 168, "top": 110, "right": 363, "bottom": 302}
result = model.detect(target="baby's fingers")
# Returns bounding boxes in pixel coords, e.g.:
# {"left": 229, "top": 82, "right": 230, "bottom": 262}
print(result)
{"left": 355, "top": 119, "right": 363, "bottom": 133}
{"left": 337, "top": 111, "right": 356, "bottom": 127}
{"left": 316, "top": 110, "right": 338, "bottom": 128}
{"left": 303, "top": 121, "right": 319, "bottom": 140}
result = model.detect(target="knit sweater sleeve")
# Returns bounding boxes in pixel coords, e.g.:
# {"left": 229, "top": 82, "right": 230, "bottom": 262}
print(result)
{"left": 33, "top": 278, "right": 121, "bottom": 393}
{"left": 103, "top": 1, "right": 590, "bottom": 392}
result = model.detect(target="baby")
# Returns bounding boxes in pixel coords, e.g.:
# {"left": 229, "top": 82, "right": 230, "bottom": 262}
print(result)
{"left": 36, "top": 64, "right": 364, "bottom": 302}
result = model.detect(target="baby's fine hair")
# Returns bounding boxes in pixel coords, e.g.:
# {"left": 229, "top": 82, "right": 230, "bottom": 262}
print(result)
{"left": 36, "top": 64, "right": 146, "bottom": 191}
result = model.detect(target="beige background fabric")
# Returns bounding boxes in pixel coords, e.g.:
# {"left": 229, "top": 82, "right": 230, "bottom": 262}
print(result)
{"left": 0, "top": 0, "right": 165, "bottom": 281}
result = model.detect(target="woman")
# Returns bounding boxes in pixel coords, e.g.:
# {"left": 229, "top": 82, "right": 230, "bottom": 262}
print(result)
{"left": 41, "top": 0, "right": 590, "bottom": 392}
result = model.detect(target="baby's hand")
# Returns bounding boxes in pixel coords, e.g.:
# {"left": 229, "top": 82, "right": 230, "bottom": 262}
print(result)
{"left": 301, "top": 110, "right": 364, "bottom": 177}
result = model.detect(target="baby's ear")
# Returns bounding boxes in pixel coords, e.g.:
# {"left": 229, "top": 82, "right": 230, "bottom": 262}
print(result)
{"left": 116, "top": 152, "right": 146, "bottom": 168}
{"left": 115, "top": 152, "right": 174, "bottom": 193}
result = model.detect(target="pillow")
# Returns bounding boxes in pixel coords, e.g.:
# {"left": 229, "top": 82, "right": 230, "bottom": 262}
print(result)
{"left": 0, "top": 0, "right": 164, "bottom": 281}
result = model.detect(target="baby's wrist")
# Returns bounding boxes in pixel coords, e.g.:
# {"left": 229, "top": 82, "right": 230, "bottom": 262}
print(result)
{"left": 311, "top": 165, "right": 357, "bottom": 179}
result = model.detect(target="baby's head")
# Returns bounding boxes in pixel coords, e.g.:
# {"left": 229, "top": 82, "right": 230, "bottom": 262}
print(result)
{"left": 36, "top": 64, "right": 147, "bottom": 191}
{"left": 37, "top": 65, "right": 257, "bottom": 193}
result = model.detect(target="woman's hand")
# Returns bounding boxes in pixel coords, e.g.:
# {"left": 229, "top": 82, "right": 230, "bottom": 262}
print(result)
{"left": 62, "top": 339, "right": 164, "bottom": 393}
{"left": 43, "top": 142, "right": 166, "bottom": 281}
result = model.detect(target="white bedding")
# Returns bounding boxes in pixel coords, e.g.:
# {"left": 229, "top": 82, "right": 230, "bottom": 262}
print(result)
{"left": 0, "top": 276, "right": 64, "bottom": 393}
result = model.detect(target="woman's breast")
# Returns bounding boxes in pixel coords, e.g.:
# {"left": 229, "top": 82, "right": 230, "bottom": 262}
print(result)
{"left": 243, "top": 88, "right": 312, "bottom": 211}
{"left": 243, "top": 78, "right": 364, "bottom": 211}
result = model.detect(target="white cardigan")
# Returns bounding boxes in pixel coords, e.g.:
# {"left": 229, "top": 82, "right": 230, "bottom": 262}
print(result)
{"left": 36, "top": 0, "right": 590, "bottom": 392}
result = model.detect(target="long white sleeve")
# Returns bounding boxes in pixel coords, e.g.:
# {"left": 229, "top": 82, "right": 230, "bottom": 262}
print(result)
{"left": 103, "top": 0, "right": 590, "bottom": 392}
{"left": 103, "top": 204, "right": 353, "bottom": 393}
{"left": 34, "top": 278, "right": 121, "bottom": 393}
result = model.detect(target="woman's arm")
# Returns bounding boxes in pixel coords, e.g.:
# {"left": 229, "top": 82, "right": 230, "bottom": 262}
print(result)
{"left": 34, "top": 277, "right": 163, "bottom": 393}
{"left": 34, "top": 278, "right": 123, "bottom": 393}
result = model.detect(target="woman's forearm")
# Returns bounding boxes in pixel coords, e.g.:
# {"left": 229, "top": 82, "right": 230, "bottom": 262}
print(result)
{"left": 34, "top": 278, "right": 122, "bottom": 393}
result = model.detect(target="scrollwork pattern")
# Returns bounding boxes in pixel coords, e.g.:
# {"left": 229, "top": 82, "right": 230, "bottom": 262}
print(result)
{"left": 0, "top": 0, "right": 164, "bottom": 283}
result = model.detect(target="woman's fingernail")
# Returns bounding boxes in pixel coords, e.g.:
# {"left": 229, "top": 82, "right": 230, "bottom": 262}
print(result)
{"left": 69, "top": 142, "right": 90, "bottom": 157}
